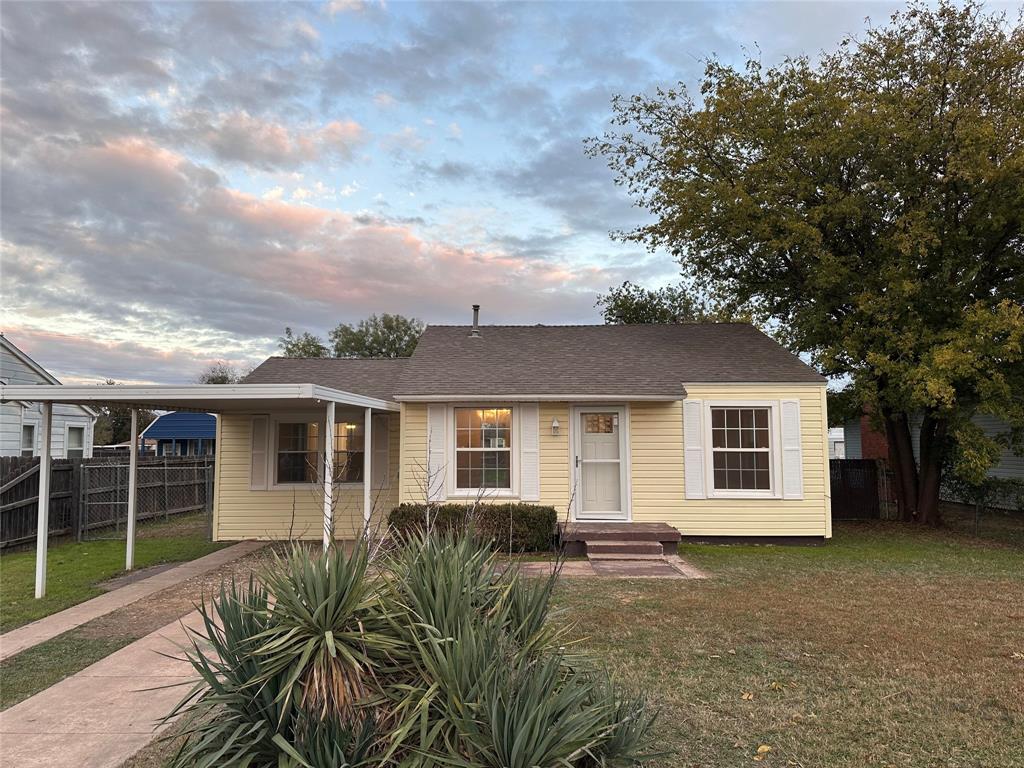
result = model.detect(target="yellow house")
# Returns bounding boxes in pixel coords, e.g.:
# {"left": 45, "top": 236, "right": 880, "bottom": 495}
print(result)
{"left": 221, "top": 319, "right": 831, "bottom": 542}
{"left": 2, "top": 316, "right": 832, "bottom": 598}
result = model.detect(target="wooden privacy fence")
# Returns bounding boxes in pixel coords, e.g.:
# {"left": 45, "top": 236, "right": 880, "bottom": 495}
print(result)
{"left": 0, "top": 456, "right": 214, "bottom": 548}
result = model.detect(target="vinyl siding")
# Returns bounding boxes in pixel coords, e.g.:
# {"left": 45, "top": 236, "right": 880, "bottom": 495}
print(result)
{"left": 399, "top": 402, "right": 572, "bottom": 509}
{"left": 665, "top": 385, "right": 830, "bottom": 537}
{"left": 0, "top": 346, "right": 94, "bottom": 458}
{"left": 213, "top": 411, "right": 400, "bottom": 541}
{"left": 538, "top": 402, "right": 570, "bottom": 511}
{"left": 400, "top": 392, "right": 830, "bottom": 538}
{"left": 399, "top": 403, "right": 429, "bottom": 503}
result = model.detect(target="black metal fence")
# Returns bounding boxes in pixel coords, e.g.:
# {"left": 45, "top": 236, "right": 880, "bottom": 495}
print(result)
{"left": 0, "top": 456, "right": 214, "bottom": 549}
{"left": 830, "top": 459, "right": 882, "bottom": 520}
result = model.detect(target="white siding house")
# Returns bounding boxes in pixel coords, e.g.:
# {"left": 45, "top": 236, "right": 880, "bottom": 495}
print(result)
{"left": 0, "top": 335, "right": 96, "bottom": 458}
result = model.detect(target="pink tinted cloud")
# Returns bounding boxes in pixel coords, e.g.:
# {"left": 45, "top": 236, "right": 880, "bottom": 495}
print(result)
{"left": 2, "top": 327, "right": 253, "bottom": 385}
{"left": 197, "top": 111, "right": 365, "bottom": 169}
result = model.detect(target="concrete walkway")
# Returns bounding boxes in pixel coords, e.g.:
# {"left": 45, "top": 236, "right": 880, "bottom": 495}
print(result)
{"left": 515, "top": 553, "right": 709, "bottom": 580}
{"left": 0, "top": 540, "right": 264, "bottom": 661}
{"left": 0, "top": 611, "right": 204, "bottom": 768}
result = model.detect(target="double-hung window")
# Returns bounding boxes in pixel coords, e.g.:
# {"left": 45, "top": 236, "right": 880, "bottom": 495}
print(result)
{"left": 333, "top": 421, "right": 365, "bottom": 483}
{"left": 21, "top": 424, "right": 35, "bottom": 457}
{"left": 710, "top": 407, "right": 772, "bottom": 492}
{"left": 454, "top": 407, "right": 512, "bottom": 490}
{"left": 66, "top": 426, "right": 85, "bottom": 459}
{"left": 276, "top": 421, "right": 319, "bottom": 484}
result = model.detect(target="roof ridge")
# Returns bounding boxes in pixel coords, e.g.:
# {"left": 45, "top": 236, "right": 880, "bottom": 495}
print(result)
{"left": 264, "top": 356, "right": 410, "bottom": 361}
{"left": 423, "top": 322, "right": 754, "bottom": 328}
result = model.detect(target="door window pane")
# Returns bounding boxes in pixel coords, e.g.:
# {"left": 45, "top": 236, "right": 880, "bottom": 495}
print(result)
{"left": 584, "top": 414, "right": 615, "bottom": 433}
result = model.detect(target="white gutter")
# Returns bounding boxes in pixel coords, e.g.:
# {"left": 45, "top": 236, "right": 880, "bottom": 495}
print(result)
{"left": 395, "top": 393, "right": 684, "bottom": 402}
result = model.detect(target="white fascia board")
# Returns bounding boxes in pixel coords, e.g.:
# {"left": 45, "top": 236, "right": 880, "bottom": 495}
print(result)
{"left": 394, "top": 393, "right": 683, "bottom": 402}
{"left": 0, "top": 383, "right": 399, "bottom": 412}
{"left": 681, "top": 381, "right": 826, "bottom": 388}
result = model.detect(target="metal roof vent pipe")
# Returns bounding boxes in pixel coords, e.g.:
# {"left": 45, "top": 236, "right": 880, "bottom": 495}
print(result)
{"left": 469, "top": 304, "right": 482, "bottom": 337}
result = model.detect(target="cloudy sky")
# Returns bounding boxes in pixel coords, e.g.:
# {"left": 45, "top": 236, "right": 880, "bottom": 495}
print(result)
{"left": 3, "top": 0, "right": 1009, "bottom": 383}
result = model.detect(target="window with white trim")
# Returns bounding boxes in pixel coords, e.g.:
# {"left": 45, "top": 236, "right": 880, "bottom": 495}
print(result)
{"left": 334, "top": 421, "right": 365, "bottom": 483}
{"left": 710, "top": 407, "right": 771, "bottom": 491}
{"left": 67, "top": 426, "right": 85, "bottom": 459}
{"left": 276, "top": 421, "right": 320, "bottom": 484}
{"left": 454, "top": 407, "right": 512, "bottom": 490}
{"left": 21, "top": 424, "right": 35, "bottom": 457}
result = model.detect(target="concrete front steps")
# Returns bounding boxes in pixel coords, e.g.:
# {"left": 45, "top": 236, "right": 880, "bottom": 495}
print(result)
{"left": 558, "top": 522, "right": 682, "bottom": 559}
{"left": 585, "top": 540, "right": 665, "bottom": 559}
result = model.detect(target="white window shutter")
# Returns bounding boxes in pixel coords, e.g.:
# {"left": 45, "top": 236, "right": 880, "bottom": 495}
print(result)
{"left": 780, "top": 399, "right": 804, "bottom": 499}
{"left": 371, "top": 414, "right": 390, "bottom": 489}
{"left": 519, "top": 403, "right": 540, "bottom": 501}
{"left": 683, "top": 399, "right": 705, "bottom": 499}
{"left": 427, "top": 405, "right": 447, "bottom": 501}
{"left": 250, "top": 416, "right": 269, "bottom": 490}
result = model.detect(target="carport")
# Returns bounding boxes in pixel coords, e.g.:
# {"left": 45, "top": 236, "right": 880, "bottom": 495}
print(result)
{"left": 0, "top": 383, "right": 399, "bottom": 599}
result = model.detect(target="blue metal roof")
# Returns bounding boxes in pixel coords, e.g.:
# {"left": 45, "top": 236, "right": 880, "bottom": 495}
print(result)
{"left": 142, "top": 411, "right": 216, "bottom": 440}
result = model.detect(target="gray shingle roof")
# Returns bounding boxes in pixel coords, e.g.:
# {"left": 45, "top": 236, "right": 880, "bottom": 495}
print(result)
{"left": 243, "top": 325, "right": 823, "bottom": 402}
{"left": 242, "top": 357, "right": 407, "bottom": 402}
{"left": 393, "top": 324, "right": 823, "bottom": 398}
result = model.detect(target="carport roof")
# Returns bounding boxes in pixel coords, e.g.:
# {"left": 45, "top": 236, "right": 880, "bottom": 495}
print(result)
{"left": 0, "top": 383, "right": 399, "bottom": 413}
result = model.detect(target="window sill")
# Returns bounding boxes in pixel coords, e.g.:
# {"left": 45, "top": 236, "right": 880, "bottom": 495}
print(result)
{"left": 448, "top": 490, "right": 518, "bottom": 499}
{"left": 706, "top": 490, "right": 781, "bottom": 500}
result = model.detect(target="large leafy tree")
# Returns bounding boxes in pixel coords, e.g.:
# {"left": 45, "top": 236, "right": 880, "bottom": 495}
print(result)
{"left": 196, "top": 361, "right": 250, "bottom": 384}
{"left": 93, "top": 379, "right": 157, "bottom": 445}
{"left": 278, "top": 327, "right": 330, "bottom": 358}
{"left": 329, "top": 313, "right": 424, "bottom": 358}
{"left": 597, "top": 280, "right": 749, "bottom": 324}
{"left": 279, "top": 314, "right": 425, "bottom": 359}
{"left": 588, "top": 1, "right": 1024, "bottom": 525}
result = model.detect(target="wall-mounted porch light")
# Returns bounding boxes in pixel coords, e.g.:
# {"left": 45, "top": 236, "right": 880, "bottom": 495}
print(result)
{"left": 550, "top": 417, "right": 560, "bottom": 436}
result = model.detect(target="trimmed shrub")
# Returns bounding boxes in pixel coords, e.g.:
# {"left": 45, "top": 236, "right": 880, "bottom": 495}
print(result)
{"left": 389, "top": 502, "right": 558, "bottom": 552}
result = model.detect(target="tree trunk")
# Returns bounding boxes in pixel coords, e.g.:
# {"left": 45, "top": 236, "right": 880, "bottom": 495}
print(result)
{"left": 884, "top": 410, "right": 919, "bottom": 521}
{"left": 916, "top": 414, "right": 947, "bottom": 527}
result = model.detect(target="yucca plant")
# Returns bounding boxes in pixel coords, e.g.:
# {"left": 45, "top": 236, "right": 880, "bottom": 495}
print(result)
{"left": 252, "top": 544, "right": 403, "bottom": 724}
{"left": 166, "top": 532, "right": 658, "bottom": 768}
{"left": 165, "top": 575, "right": 289, "bottom": 767}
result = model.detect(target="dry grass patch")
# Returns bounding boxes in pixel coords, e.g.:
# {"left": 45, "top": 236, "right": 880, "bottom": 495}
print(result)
{"left": 553, "top": 522, "right": 1024, "bottom": 768}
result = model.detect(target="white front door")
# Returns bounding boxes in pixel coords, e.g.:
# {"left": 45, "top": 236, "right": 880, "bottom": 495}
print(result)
{"left": 574, "top": 407, "right": 628, "bottom": 520}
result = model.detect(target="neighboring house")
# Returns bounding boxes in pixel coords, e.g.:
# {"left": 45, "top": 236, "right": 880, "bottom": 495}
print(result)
{"left": 828, "top": 427, "right": 845, "bottom": 459}
{"left": 141, "top": 411, "right": 216, "bottom": 457}
{"left": 844, "top": 412, "right": 1023, "bottom": 505}
{"left": 1, "top": 319, "right": 833, "bottom": 541}
{"left": 0, "top": 334, "right": 96, "bottom": 458}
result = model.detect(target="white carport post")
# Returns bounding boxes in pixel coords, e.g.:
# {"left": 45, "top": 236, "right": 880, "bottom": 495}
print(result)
{"left": 34, "top": 402, "right": 53, "bottom": 599}
{"left": 125, "top": 409, "right": 139, "bottom": 571}
{"left": 323, "top": 401, "right": 335, "bottom": 552}
{"left": 363, "top": 407, "right": 372, "bottom": 534}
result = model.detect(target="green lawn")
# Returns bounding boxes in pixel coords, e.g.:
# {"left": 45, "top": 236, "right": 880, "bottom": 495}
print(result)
{"left": 553, "top": 521, "right": 1024, "bottom": 768}
{"left": 0, "top": 514, "right": 225, "bottom": 632}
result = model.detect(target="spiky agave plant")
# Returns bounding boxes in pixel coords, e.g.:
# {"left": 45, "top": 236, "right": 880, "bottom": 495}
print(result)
{"left": 250, "top": 543, "right": 402, "bottom": 725}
